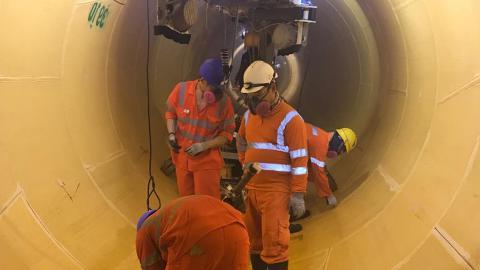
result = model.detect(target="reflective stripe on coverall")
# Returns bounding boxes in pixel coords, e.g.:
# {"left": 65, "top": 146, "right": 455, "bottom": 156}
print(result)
{"left": 236, "top": 101, "right": 308, "bottom": 264}
{"left": 305, "top": 123, "right": 333, "bottom": 198}
{"left": 165, "top": 80, "right": 235, "bottom": 198}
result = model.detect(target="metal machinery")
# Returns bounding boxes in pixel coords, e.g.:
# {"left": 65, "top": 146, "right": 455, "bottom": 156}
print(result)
{"left": 154, "top": 0, "right": 317, "bottom": 53}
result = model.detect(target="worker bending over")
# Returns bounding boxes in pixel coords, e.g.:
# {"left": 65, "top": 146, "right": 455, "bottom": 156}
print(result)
{"left": 237, "top": 60, "right": 308, "bottom": 270}
{"left": 165, "top": 58, "right": 235, "bottom": 198}
{"left": 305, "top": 123, "right": 357, "bottom": 207}
{"left": 136, "top": 195, "right": 249, "bottom": 270}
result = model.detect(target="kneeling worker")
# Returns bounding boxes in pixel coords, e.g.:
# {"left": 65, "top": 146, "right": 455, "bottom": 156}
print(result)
{"left": 136, "top": 195, "right": 250, "bottom": 270}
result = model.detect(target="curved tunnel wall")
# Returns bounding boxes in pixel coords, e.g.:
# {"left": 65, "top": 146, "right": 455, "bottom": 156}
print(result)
{"left": 1, "top": 0, "right": 479, "bottom": 269}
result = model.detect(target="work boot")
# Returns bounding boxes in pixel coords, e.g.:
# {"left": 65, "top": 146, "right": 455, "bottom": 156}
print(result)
{"left": 289, "top": 223, "right": 302, "bottom": 233}
{"left": 268, "top": 261, "right": 288, "bottom": 270}
{"left": 289, "top": 209, "right": 311, "bottom": 222}
{"left": 250, "top": 254, "right": 268, "bottom": 270}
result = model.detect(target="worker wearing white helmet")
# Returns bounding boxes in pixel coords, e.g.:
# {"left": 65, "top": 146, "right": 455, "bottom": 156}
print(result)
{"left": 236, "top": 60, "right": 308, "bottom": 270}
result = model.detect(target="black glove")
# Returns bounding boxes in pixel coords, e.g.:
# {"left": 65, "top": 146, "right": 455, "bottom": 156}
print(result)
{"left": 168, "top": 133, "right": 180, "bottom": 153}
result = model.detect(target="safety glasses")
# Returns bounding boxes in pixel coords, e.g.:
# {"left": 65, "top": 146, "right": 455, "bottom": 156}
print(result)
{"left": 243, "top": 82, "right": 271, "bottom": 90}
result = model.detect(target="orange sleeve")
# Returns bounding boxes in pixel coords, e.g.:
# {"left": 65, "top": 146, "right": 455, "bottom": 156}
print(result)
{"left": 236, "top": 115, "right": 247, "bottom": 165}
{"left": 165, "top": 83, "right": 180, "bottom": 120}
{"left": 307, "top": 128, "right": 332, "bottom": 197}
{"left": 313, "top": 166, "right": 332, "bottom": 197}
{"left": 218, "top": 97, "right": 235, "bottom": 142}
{"left": 136, "top": 230, "right": 166, "bottom": 270}
{"left": 284, "top": 114, "right": 308, "bottom": 193}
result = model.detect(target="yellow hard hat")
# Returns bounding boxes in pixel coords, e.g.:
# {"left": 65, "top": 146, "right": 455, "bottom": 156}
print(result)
{"left": 336, "top": 128, "right": 357, "bottom": 153}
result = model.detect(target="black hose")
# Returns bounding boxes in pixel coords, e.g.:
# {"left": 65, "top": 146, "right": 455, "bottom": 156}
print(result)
{"left": 146, "top": 0, "right": 162, "bottom": 211}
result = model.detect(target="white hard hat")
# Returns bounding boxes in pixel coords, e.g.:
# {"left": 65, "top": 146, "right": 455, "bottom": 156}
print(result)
{"left": 240, "top": 60, "right": 278, "bottom": 94}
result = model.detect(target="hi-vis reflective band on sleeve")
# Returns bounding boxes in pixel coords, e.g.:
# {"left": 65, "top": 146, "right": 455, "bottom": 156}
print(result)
{"left": 292, "top": 167, "right": 308, "bottom": 175}
{"left": 290, "top": 148, "right": 307, "bottom": 159}
{"left": 310, "top": 157, "right": 325, "bottom": 168}
{"left": 312, "top": 126, "right": 318, "bottom": 136}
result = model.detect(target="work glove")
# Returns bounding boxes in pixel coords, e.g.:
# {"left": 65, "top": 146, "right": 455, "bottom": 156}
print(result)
{"left": 168, "top": 133, "right": 181, "bottom": 153}
{"left": 326, "top": 194, "right": 337, "bottom": 206}
{"left": 185, "top": 142, "right": 208, "bottom": 156}
{"left": 289, "top": 192, "right": 306, "bottom": 219}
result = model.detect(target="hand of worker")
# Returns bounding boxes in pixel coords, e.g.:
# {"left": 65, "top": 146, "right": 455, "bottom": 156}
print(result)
{"left": 168, "top": 133, "right": 181, "bottom": 153}
{"left": 326, "top": 194, "right": 337, "bottom": 206}
{"left": 185, "top": 142, "right": 208, "bottom": 156}
{"left": 289, "top": 192, "right": 306, "bottom": 219}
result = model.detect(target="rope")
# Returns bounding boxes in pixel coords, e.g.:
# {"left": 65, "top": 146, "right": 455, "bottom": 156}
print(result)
{"left": 146, "top": 0, "right": 161, "bottom": 211}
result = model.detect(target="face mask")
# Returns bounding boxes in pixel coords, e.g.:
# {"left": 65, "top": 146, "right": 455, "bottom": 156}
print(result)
{"left": 203, "top": 90, "right": 216, "bottom": 104}
{"left": 326, "top": 151, "right": 338, "bottom": 159}
{"left": 245, "top": 90, "right": 271, "bottom": 116}
{"left": 327, "top": 132, "right": 345, "bottom": 159}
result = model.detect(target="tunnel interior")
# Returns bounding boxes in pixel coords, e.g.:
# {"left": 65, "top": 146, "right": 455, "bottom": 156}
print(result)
{"left": 1, "top": 0, "right": 480, "bottom": 269}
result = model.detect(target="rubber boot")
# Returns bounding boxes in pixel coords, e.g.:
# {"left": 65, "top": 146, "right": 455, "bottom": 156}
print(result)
{"left": 268, "top": 261, "right": 288, "bottom": 270}
{"left": 251, "top": 254, "right": 268, "bottom": 270}
{"left": 289, "top": 209, "right": 311, "bottom": 222}
{"left": 289, "top": 223, "right": 303, "bottom": 233}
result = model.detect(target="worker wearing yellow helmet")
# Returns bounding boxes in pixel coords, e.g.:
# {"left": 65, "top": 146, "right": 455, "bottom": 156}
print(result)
{"left": 293, "top": 123, "right": 357, "bottom": 221}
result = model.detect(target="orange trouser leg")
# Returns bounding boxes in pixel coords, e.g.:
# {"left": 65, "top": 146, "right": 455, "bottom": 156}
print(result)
{"left": 193, "top": 169, "right": 221, "bottom": 199}
{"left": 176, "top": 167, "right": 194, "bottom": 196}
{"left": 244, "top": 189, "right": 290, "bottom": 264}
{"left": 312, "top": 169, "right": 332, "bottom": 198}
{"left": 167, "top": 223, "right": 250, "bottom": 270}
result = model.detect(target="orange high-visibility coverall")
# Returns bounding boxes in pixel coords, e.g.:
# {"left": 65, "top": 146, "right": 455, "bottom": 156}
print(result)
{"left": 236, "top": 101, "right": 308, "bottom": 264}
{"left": 305, "top": 123, "right": 333, "bottom": 198}
{"left": 165, "top": 80, "right": 235, "bottom": 198}
{"left": 136, "top": 195, "right": 250, "bottom": 270}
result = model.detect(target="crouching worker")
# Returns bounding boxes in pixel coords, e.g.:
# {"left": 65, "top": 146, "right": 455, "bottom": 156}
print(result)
{"left": 289, "top": 124, "right": 357, "bottom": 230}
{"left": 305, "top": 123, "right": 357, "bottom": 207}
{"left": 136, "top": 195, "right": 250, "bottom": 270}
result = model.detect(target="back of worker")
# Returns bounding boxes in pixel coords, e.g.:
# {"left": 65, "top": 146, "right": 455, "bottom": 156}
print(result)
{"left": 237, "top": 60, "right": 308, "bottom": 270}
{"left": 136, "top": 195, "right": 249, "bottom": 270}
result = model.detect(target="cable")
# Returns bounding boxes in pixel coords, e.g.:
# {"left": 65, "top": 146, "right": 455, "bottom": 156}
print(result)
{"left": 230, "top": 5, "right": 240, "bottom": 70}
{"left": 146, "top": 0, "right": 161, "bottom": 211}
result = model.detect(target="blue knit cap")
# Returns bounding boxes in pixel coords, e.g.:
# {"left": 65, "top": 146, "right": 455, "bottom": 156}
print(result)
{"left": 136, "top": 209, "right": 156, "bottom": 231}
{"left": 199, "top": 58, "right": 224, "bottom": 88}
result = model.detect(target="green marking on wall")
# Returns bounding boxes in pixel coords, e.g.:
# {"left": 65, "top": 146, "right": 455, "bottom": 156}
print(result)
{"left": 88, "top": 2, "right": 110, "bottom": 29}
